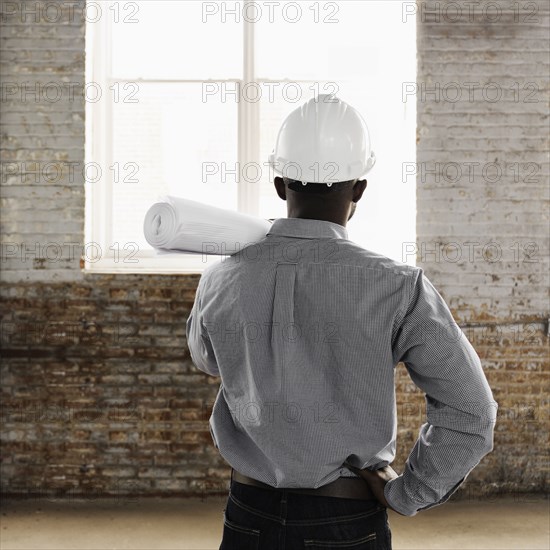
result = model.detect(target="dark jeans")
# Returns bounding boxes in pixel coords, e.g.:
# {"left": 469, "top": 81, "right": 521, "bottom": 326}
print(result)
{"left": 220, "top": 478, "right": 392, "bottom": 549}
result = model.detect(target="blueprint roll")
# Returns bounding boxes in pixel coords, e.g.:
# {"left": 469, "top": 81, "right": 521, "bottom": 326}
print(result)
{"left": 143, "top": 196, "right": 272, "bottom": 255}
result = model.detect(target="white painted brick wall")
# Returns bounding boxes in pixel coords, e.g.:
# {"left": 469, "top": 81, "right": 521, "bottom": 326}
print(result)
{"left": 416, "top": 1, "right": 549, "bottom": 326}
{"left": 0, "top": 0, "right": 85, "bottom": 282}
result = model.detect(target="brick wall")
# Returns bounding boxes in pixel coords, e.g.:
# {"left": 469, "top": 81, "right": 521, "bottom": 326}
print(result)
{"left": 0, "top": 0, "right": 548, "bottom": 500}
{"left": 0, "top": 275, "right": 232, "bottom": 497}
{"left": 415, "top": 0, "right": 549, "bottom": 495}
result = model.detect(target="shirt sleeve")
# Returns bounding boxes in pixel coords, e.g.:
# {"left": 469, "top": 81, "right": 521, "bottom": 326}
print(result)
{"left": 384, "top": 268, "right": 498, "bottom": 517}
{"left": 186, "top": 274, "right": 220, "bottom": 377}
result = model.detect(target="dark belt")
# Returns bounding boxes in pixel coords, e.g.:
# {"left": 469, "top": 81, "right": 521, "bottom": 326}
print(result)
{"left": 231, "top": 468, "right": 377, "bottom": 501}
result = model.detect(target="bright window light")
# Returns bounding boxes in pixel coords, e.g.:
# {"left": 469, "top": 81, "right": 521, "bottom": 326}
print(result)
{"left": 85, "top": 0, "right": 416, "bottom": 272}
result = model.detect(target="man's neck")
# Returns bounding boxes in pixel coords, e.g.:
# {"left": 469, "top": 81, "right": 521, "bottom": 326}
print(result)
{"left": 287, "top": 212, "right": 348, "bottom": 228}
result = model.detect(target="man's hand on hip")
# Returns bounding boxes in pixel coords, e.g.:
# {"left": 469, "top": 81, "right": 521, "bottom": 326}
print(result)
{"left": 344, "top": 462, "right": 407, "bottom": 516}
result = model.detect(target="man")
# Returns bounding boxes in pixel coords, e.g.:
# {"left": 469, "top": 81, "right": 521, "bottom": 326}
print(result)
{"left": 186, "top": 94, "right": 498, "bottom": 549}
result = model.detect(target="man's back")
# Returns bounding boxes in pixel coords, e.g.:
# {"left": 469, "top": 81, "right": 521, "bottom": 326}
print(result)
{"left": 187, "top": 217, "right": 498, "bottom": 516}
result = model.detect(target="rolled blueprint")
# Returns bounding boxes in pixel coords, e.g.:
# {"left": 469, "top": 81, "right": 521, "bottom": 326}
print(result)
{"left": 143, "top": 196, "right": 272, "bottom": 255}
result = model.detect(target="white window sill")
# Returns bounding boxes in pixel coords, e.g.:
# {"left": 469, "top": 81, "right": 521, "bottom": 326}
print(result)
{"left": 82, "top": 250, "right": 228, "bottom": 274}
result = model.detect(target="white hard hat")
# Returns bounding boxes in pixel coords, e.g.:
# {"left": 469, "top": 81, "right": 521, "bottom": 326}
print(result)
{"left": 268, "top": 94, "right": 376, "bottom": 186}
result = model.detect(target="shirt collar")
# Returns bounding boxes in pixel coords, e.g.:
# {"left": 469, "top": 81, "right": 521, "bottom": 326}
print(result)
{"left": 266, "top": 217, "right": 349, "bottom": 240}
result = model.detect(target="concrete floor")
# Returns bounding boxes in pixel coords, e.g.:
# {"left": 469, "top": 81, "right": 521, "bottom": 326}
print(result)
{"left": 0, "top": 494, "right": 548, "bottom": 550}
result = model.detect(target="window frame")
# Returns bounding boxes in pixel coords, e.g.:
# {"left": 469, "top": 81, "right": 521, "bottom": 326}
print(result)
{"left": 85, "top": 0, "right": 416, "bottom": 273}
{"left": 85, "top": 4, "right": 263, "bottom": 273}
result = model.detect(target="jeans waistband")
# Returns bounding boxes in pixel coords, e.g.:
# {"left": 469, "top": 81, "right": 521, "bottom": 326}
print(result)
{"left": 231, "top": 468, "right": 377, "bottom": 501}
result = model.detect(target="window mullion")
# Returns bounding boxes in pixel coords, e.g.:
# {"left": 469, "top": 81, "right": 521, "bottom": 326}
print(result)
{"left": 104, "top": 78, "right": 242, "bottom": 84}
{"left": 238, "top": 5, "right": 260, "bottom": 217}
{"left": 104, "top": 7, "right": 114, "bottom": 252}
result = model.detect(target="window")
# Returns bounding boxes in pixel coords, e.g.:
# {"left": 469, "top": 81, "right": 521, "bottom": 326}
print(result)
{"left": 85, "top": 0, "right": 416, "bottom": 273}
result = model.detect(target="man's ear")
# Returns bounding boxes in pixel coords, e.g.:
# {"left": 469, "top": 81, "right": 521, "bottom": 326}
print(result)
{"left": 352, "top": 179, "right": 367, "bottom": 203}
{"left": 274, "top": 176, "right": 287, "bottom": 201}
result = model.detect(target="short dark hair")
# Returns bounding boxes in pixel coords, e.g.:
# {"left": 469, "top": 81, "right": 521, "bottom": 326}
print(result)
{"left": 284, "top": 177, "right": 356, "bottom": 195}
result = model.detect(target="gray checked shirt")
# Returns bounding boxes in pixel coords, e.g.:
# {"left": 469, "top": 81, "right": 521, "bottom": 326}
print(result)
{"left": 186, "top": 217, "right": 498, "bottom": 516}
